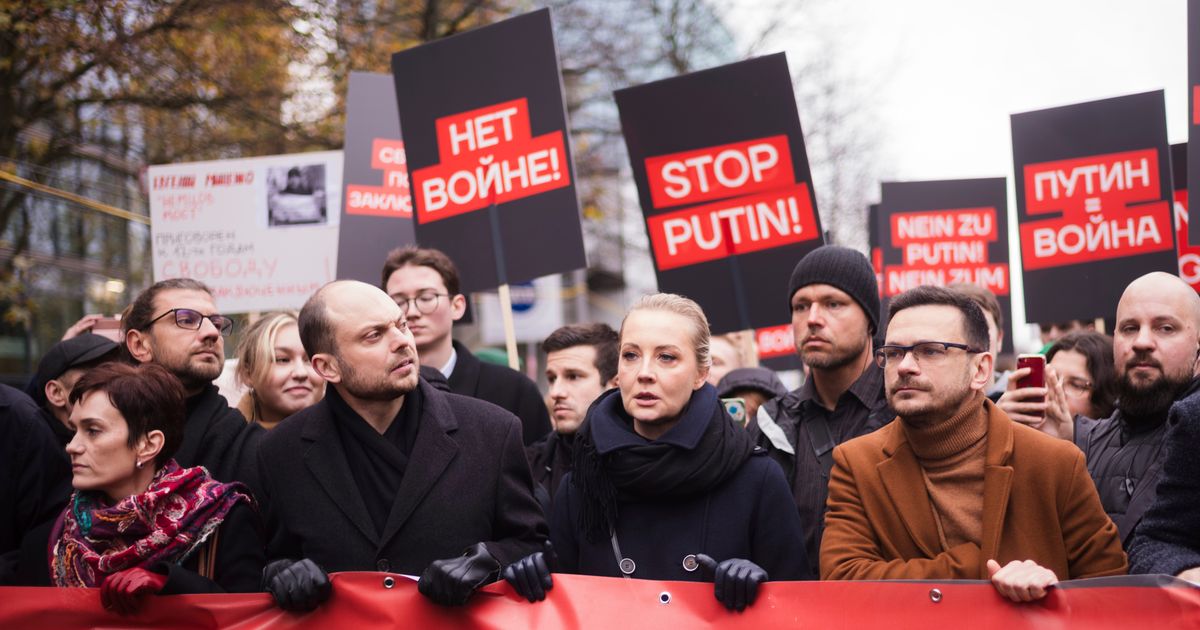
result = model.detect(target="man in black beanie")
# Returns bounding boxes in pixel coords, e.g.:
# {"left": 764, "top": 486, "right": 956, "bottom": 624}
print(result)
{"left": 747, "top": 245, "right": 893, "bottom": 576}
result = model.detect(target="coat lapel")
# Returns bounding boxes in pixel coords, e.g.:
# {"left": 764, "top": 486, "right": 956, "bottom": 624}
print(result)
{"left": 979, "top": 401, "right": 1014, "bottom": 567}
{"left": 301, "top": 402, "right": 379, "bottom": 544}
{"left": 447, "top": 341, "right": 482, "bottom": 396}
{"left": 877, "top": 428, "right": 942, "bottom": 559}
{"left": 378, "top": 382, "right": 459, "bottom": 549}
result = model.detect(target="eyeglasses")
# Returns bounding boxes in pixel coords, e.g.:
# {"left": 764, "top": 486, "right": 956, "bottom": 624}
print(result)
{"left": 394, "top": 292, "right": 447, "bottom": 316}
{"left": 1062, "top": 377, "right": 1093, "bottom": 398}
{"left": 874, "top": 341, "right": 983, "bottom": 368}
{"left": 145, "top": 308, "right": 234, "bottom": 336}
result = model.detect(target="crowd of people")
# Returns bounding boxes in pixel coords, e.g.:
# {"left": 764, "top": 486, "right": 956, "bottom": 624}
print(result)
{"left": 3, "top": 243, "right": 1200, "bottom": 616}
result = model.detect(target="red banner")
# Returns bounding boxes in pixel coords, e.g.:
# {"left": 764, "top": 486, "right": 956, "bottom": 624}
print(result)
{"left": 1, "top": 573, "right": 1197, "bottom": 629}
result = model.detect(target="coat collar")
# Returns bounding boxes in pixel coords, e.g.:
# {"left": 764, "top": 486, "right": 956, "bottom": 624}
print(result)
{"left": 589, "top": 385, "right": 716, "bottom": 454}
{"left": 300, "top": 378, "right": 460, "bottom": 550}
{"left": 446, "top": 340, "right": 481, "bottom": 394}
{"left": 877, "top": 398, "right": 1014, "bottom": 566}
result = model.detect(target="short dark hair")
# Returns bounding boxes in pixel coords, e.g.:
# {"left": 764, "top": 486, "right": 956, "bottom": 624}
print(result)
{"left": 298, "top": 283, "right": 337, "bottom": 358}
{"left": 888, "top": 285, "right": 990, "bottom": 352}
{"left": 123, "top": 278, "right": 214, "bottom": 335}
{"left": 947, "top": 282, "right": 1004, "bottom": 332}
{"left": 381, "top": 246, "right": 461, "bottom": 296}
{"left": 1047, "top": 331, "right": 1118, "bottom": 419}
{"left": 70, "top": 362, "right": 186, "bottom": 468}
{"left": 542, "top": 323, "right": 619, "bottom": 383}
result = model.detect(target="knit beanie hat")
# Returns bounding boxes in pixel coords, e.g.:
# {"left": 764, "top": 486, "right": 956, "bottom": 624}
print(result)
{"left": 787, "top": 245, "right": 880, "bottom": 333}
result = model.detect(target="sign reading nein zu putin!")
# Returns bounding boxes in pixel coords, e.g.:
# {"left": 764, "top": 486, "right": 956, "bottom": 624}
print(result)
{"left": 617, "top": 53, "right": 824, "bottom": 334}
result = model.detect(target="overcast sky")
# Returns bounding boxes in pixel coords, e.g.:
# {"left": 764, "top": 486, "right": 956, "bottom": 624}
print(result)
{"left": 766, "top": 0, "right": 1188, "bottom": 181}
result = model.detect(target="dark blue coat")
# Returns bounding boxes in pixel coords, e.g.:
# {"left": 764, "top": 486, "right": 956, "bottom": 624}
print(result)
{"left": 1128, "top": 390, "right": 1200, "bottom": 575}
{"left": 550, "top": 389, "right": 812, "bottom": 582}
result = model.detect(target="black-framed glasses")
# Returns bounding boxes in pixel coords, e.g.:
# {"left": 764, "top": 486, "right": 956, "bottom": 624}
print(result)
{"left": 394, "top": 292, "right": 447, "bottom": 316}
{"left": 145, "top": 308, "right": 234, "bottom": 336}
{"left": 874, "top": 341, "right": 982, "bottom": 368}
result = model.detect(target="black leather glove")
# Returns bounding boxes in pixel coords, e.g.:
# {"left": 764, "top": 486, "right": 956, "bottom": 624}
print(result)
{"left": 263, "top": 558, "right": 332, "bottom": 613}
{"left": 502, "top": 551, "right": 553, "bottom": 602}
{"left": 695, "top": 554, "right": 768, "bottom": 612}
{"left": 418, "top": 542, "right": 501, "bottom": 606}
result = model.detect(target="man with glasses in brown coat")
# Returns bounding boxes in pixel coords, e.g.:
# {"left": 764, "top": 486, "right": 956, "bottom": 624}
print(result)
{"left": 821, "top": 286, "right": 1126, "bottom": 602}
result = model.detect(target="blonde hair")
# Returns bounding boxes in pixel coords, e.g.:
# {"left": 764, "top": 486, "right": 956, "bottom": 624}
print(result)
{"left": 712, "top": 331, "right": 759, "bottom": 368}
{"left": 621, "top": 293, "right": 712, "bottom": 369}
{"left": 235, "top": 311, "right": 300, "bottom": 390}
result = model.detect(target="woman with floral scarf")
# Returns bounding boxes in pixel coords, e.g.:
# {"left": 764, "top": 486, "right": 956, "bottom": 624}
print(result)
{"left": 25, "top": 361, "right": 263, "bottom": 614}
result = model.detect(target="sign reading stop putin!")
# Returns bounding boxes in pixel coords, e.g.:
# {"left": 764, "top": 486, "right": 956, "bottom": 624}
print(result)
{"left": 1011, "top": 91, "right": 1177, "bottom": 324}
{"left": 616, "top": 54, "right": 824, "bottom": 334}
{"left": 391, "top": 9, "right": 585, "bottom": 292}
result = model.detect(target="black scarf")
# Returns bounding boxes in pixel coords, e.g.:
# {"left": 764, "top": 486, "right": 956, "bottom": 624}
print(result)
{"left": 328, "top": 386, "right": 422, "bottom": 537}
{"left": 572, "top": 384, "right": 755, "bottom": 542}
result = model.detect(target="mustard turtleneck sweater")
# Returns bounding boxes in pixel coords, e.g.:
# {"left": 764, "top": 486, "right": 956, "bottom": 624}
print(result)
{"left": 902, "top": 394, "right": 988, "bottom": 551}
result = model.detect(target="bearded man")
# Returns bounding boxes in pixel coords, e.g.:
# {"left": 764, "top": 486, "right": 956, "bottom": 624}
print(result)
{"left": 748, "top": 246, "right": 893, "bottom": 576}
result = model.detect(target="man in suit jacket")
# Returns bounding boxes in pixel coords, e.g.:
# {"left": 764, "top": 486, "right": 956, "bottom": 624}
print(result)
{"left": 821, "top": 286, "right": 1126, "bottom": 602}
{"left": 257, "top": 280, "right": 548, "bottom": 611}
{"left": 382, "top": 246, "right": 551, "bottom": 445}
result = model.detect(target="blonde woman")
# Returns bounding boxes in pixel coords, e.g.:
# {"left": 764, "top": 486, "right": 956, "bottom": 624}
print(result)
{"left": 235, "top": 312, "right": 324, "bottom": 429}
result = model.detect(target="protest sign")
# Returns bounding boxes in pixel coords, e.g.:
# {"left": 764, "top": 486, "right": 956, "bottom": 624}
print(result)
{"left": 868, "top": 203, "right": 883, "bottom": 300}
{"left": 477, "top": 275, "right": 564, "bottom": 345}
{"left": 878, "top": 178, "right": 1012, "bottom": 351}
{"left": 148, "top": 151, "right": 342, "bottom": 312}
{"left": 756, "top": 323, "right": 802, "bottom": 371}
{"left": 390, "top": 8, "right": 586, "bottom": 294}
{"left": 615, "top": 53, "right": 824, "bottom": 334}
{"left": 337, "top": 71, "right": 414, "bottom": 285}
{"left": 1011, "top": 91, "right": 1176, "bottom": 323}
{"left": 1172, "top": 143, "right": 1200, "bottom": 292}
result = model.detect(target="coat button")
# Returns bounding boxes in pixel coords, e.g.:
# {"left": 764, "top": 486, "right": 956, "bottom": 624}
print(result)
{"left": 377, "top": 559, "right": 390, "bottom": 572}
{"left": 619, "top": 557, "right": 636, "bottom": 575}
{"left": 682, "top": 555, "right": 699, "bottom": 572}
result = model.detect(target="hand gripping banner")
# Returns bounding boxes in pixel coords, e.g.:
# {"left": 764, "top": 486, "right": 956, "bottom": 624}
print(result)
{"left": 1, "top": 573, "right": 1198, "bottom": 629}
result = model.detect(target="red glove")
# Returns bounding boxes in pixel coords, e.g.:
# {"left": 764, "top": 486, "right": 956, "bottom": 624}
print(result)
{"left": 100, "top": 567, "right": 168, "bottom": 615}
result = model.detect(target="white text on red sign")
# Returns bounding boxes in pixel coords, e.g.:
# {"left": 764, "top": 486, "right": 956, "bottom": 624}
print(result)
{"left": 412, "top": 98, "right": 569, "bottom": 222}
{"left": 884, "top": 207, "right": 1008, "bottom": 297}
{"left": 1021, "top": 149, "right": 1172, "bottom": 270}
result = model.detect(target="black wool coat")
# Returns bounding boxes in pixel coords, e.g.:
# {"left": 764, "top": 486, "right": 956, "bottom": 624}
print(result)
{"left": 448, "top": 341, "right": 551, "bottom": 446}
{"left": 551, "top": 391, "right": 812, "bottom": 582}
{"left": 0, "top": 385, "right": 71, "bottom": 585}
{"left": 178, "top": 385, "right": 263, "bottom": 494}
{"left": 258, "top": 378, "right": 549, "bottom": 574}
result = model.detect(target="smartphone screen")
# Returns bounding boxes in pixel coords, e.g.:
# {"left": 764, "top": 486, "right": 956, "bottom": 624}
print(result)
{"left": 1016, "top": 354, "right": 1045, "bottom": 417}
{"left": 91, "top": 317, "right": 123, "bottom": 342}
{"left": 722, "top": 397, "right": 747, "bottom": 428}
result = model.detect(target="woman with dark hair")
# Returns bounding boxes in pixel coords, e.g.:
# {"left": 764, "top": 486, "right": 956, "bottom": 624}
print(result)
{"left": 504, "top": 294, "right": 810, "bottom": 611}
{"left": 999, "top": 331, "right": 1117, "bottom": 426}
{"left": 21, "top": 362, "right": 263, "bottom": 614}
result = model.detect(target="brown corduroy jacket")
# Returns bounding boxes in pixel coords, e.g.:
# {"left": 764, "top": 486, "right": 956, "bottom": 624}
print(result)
{"left": 820, "top": 399, "right": 1127, "bottom": 580}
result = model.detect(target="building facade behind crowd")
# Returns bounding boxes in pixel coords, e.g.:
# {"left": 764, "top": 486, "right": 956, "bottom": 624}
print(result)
{"left": 749, "top": 245, "right": 892, "bottom": 576}
{"left": 381, "top": 247, "right": 551, "bottom": 445}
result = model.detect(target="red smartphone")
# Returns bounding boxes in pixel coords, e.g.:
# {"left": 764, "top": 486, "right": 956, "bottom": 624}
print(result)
{"left": 1016, "top": 354, "right": 1046, "bottom": 417}
{"left": 91, "top": 317, "right": 123, "bottom": 342}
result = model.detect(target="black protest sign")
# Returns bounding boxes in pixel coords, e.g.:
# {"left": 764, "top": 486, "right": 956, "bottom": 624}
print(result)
{"left": 337, "top": 71, "right": 415, "bottom": 285}
{"left": 879, "top": 178, "right": 1013, "bottom": 353}
{"left": 1011, "top": 91, "right": 1175, "bottom": 324}
{"left": 390, "top": 9, "right": 585, "bottom": 293}
{"left": 868, "top": 203, "right": 883, "bottom": 301}
{"left": 615, "top": 53, "right": 824, "bottom": 334}
{"left": 1172, "top": 143, "right": 1200, "bottom": 292}
{"left": 1190, "top": 0, "right": 1200, "bottom": 244}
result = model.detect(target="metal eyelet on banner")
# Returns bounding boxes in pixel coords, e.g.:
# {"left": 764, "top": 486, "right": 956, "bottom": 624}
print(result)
{"left": 619, "top": 557, "right": 637, "bottom": 575}
{"left": 659, "top": 591, "right": 672, "bottom": 605}
{"left": 929, "top": 588, "right": 942, "bottom": 603}
{"left": 682, "top": 555, "right": 699, "bottom": 572}
{"left": 383, "top": 576, "right": 395, "bottom": 589}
